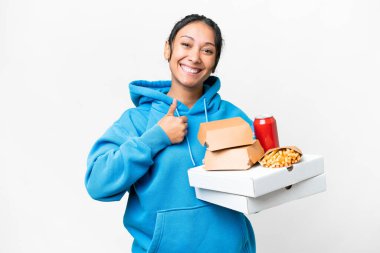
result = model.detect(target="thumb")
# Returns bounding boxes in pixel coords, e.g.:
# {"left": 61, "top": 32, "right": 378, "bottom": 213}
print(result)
{"left": 166, "top": 98, "right": 177, "bottom": 116}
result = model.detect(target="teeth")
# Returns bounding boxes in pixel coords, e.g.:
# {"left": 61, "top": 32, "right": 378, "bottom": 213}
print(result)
{"left": 181, "top": 65, "right": 200, "bottom": 74}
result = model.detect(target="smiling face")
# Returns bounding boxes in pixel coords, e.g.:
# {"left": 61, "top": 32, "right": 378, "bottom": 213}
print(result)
{"left": 165, "top": 21, "right": 217, "bottom": 91}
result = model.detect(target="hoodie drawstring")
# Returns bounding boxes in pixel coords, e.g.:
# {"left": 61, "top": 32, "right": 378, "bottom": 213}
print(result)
{"left": 175, "top": 98, "right": 209, "bottom": 167}
{"left": 203, "top": 98, "right": 208, "bottom": 122}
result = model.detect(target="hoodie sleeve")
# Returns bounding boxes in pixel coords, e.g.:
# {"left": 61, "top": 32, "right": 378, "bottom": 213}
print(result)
{"left": 85, "top": 109, "right": 171, "bottom": 202}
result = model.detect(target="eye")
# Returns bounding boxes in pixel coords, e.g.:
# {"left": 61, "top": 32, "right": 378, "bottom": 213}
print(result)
{"left": 202, "top": 48, "right": 214, "bottom": 55}
{"left": 181, "top": 42, "right": 190, "bottom": 48}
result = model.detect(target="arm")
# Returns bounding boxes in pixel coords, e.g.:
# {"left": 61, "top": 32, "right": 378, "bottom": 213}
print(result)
{"left": 85, "top": 110, "right": 171, "bottom": 202}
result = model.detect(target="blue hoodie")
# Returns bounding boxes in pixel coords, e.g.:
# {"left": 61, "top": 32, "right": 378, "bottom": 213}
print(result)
{"left": 85, "top": 76, "right": 256, "bottom": 253}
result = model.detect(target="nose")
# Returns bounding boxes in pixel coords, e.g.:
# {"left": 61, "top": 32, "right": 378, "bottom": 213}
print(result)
{"left": 188, "top": 48, "right": 201, "bottom": 63}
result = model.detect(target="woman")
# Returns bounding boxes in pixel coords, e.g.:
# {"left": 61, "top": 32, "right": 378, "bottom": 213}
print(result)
{"left": 85, "top": 14, "right": 256, "bottom": 253}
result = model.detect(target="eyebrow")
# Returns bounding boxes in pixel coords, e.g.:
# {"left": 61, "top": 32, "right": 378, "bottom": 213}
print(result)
{"left": 180, "top": 35, "right": 215, "bottom": 47}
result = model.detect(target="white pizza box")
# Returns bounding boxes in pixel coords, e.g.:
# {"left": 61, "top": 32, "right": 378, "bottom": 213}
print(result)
{"left": 195, "top": 173, "right": 326, "bottom": 214}
{"left": 188, "top": 154, "right": 324, "bottom": 198}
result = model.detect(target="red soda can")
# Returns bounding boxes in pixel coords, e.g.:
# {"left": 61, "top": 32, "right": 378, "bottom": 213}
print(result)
{"left": 253, "top": 115, "right": 280, "bottom": 152}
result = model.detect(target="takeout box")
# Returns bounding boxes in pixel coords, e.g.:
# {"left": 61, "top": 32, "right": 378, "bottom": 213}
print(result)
{"left": 194, "top": 173, "right": 326, "bottom": 214}
{"left": 198, "top": 117, "right": 264, "bottom": 170}
{"left": 198, "top": 117, "right": 254, "bottom": 151}
{"left": 204, "top": 140, "right": 264, "bottom": 171}
{"left": 188, "top": 154, "right": 324, "bottom": 197}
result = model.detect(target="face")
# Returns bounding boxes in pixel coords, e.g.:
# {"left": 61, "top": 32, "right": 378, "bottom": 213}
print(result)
{"left": 165, "top": 21, "right": 217, "bottom": 90}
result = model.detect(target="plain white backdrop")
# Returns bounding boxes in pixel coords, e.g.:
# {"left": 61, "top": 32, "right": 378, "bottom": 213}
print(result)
{"left": 1, "top": 0, "right": 379, "bottom": 252}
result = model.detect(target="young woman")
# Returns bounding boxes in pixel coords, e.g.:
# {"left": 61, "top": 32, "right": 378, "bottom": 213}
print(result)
{"left": 85, "top": 14, "right": 256, "bottom": 253}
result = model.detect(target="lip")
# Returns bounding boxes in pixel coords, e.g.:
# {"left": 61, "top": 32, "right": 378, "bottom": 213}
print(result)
{"left": 180, "top": 63, "right": 203, "bottom": 75}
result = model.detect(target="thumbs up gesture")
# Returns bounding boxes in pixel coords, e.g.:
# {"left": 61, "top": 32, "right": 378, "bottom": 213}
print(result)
{"left": 158, "top": 99, "right": 188, "bottom": 144}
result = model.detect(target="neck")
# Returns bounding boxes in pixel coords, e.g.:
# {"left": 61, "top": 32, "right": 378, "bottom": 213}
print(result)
{"left": 167, "top": 85, "right": 203, "bottom": 109}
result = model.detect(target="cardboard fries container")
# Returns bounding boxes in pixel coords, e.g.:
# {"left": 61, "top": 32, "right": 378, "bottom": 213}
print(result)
{"left": 204, "top": 140, "right": 264, "bottom": 171}
{"left": 188, "top": 154, "right": 324, "bottom": 198}
{"left": 263, "top": 146, "right": 303, "bottom": 157}
{"left": 194, "top": 173, "right": 326, "bottom": 214}
{"left": 259, "top": 146, "right": 303, "bottom": 168}
{"left": 198, "top": 117, "right": 254, "bottom": 151}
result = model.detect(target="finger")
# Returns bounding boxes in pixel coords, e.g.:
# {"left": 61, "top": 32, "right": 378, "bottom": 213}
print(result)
{"left": 167, "top": 99, "right": 177, "bottom": 116}
{"left": 180, "top": 116, "right": 188, "bottom": 123}
{"left": 181, "top": 123, "right": 188, "bottom": 131}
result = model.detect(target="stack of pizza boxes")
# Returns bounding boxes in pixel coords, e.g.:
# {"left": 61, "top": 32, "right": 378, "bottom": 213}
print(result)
{"left": 189, "top": 117, "right": 326, "bottom": 214}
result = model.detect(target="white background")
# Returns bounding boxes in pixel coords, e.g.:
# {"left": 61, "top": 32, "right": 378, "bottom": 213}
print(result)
{"left": 1, "top": 0, "right": 379, "bottom": 252}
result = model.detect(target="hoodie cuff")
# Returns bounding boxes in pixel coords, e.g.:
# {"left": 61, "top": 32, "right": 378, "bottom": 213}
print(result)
{"left": 140, "top": 124, "right": 172, "bottom": 156}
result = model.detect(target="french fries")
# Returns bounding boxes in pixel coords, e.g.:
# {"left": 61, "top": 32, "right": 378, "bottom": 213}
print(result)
{"left": 259, "top": 146, "right": 302, "bottom": 168}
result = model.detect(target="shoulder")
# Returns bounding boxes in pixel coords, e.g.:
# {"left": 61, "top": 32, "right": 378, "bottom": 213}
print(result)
{"left": 219, "top": 100, "right": 253, "bottom": 124}
{"left": 220, "top": 100, "right": 240, "bottom": 110}
{"left": 220, "top": 100, "right": 246, "bottom": 115}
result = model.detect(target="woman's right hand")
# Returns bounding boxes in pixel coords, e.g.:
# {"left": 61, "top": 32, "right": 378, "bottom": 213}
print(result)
{"left": 158, "top": 99, "right": 188, "bottom": 144}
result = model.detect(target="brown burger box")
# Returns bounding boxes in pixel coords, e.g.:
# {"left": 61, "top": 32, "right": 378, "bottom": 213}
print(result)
{"left": 198, "top": 117, "right": 264, "bottom": 170}
{"left": 198, "top": 117, "right": 254, "bottom": 151}
{"left": 203, "top": 140, "right": 264, "bottom": 170}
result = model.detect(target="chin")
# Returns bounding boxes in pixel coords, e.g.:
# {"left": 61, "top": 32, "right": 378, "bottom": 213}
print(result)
{"left": 181, "top": 80, "right": 203, "bottom": 89}
{"left": 182, "top": 75, "right": 210, "bottom": 87}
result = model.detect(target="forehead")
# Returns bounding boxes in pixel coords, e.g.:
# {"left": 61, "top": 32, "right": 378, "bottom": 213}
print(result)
{"left": 175, "top": 21, "right": 215, "bottom": 43}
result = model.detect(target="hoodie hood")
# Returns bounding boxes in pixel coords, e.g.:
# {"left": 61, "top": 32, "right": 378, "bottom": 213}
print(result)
{"left": 129, "top": 76, "right": 221, "bottom": 115}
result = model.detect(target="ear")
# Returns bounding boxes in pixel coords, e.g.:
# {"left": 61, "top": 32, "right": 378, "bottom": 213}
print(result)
{"left": 164, "top": 41, "right": 171, "bottom": 61}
